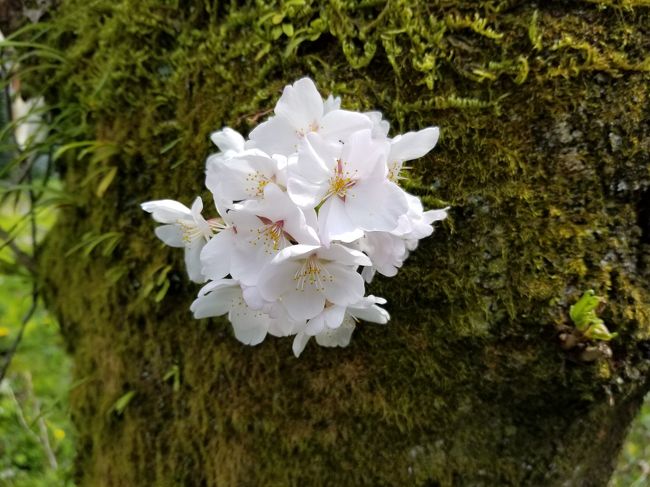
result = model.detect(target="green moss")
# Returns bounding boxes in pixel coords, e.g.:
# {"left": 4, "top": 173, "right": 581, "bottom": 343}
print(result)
{"left": 16, "top": 0, "right": 650, "bottom": 485}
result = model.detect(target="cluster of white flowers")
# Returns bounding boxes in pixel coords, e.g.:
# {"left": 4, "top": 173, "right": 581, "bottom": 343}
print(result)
{"left": 142, "top": 78, "right": 447, "bottom": 357}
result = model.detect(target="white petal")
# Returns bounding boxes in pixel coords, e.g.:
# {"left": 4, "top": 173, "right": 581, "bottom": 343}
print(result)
{"left": 200, "top": 230, "right": 235, "bottom": 280}
{"left": 322, "top": 263, "right": 365, "bottom": 307}
{"left": 230, "top": 243, "right": 276, "bottom": 286}
{"left": 346, "top": 179, "right": 409, "bottom": 232}
{"left": 297, "top": 132, "right": 340, "bottom": 182}
{"left": 314, "top": 317, "right": 355, "bottom": 348}
{"left": 292, "top": 332, "right": 311, "bottom": 357}
{"left": 275, "top": 77, "right": 324, "bottom": 130}
{"left": 257, "top": 260, "right": 302, "bottom": 301}
{"left": 154, "top": 224, "right": 185, "bottom": 248}
{"left": 217, "top": 151, "right": 279, "bottom": 202}
{"left": 141, "top": 199, "right": 191, "bottom": 223}
{"left": 424, "top": 207, "right": 449, "bottom": 224}
{"left": 287, "top": 175, "right": 327, "bottom": 209}
{"left": 361, "top": 266, "right": 376, "bottom": 283}
{"left": 323, "top": 305, "right": 346, "bottom": 329}
{"left": 190, "top": 196, "right": 211, "bottom": 236}
{"left": 304, "top": 313, "right": 325, "bottom": 335}
{"left": 340, "top": 129, "right": 390, "bottom": 179}
{"left": 390, "top": 127, "right": 439, "bottom": 162}
{"left": 349, "top": 304, "right": 390, "bottom": 324}
{"left": 365, "top": 111, "right": 390, "bottom": 138}
{"left": 248, "top": 116, "right": 298, "bottom": 156}
{"left": 210, "top": 127, "right": 245, "bottom": 152}
{"left": 271, "top": 244, "right": 320, "bottom": 264}
{"left": 282, "top": 285, "right": 326, "bottom": 321}
{"left": 185, "top": 240, "right": 207, "bottom": 283}
{"left": 191, "top": 294, "right": 227, "bottom": 319}
{"left": 323, "top": 94, "right": 341, "bottom": 113}
{"left": 190, "top": 282, "right": 239, "bottom": 318}
{"left": 317, "top": 197, "right": 363, "bottom": 245}
{"left": 320, "top": 110, "right": 373, "bottom": 144}
{"left": 317, "top": 243, "right": 371, "bottom": 267}
{"left": 242, "top": 286, "right": 265, "bottom": 310}
{"left": 228, "top": 297, "right": 269, "bottom": 346}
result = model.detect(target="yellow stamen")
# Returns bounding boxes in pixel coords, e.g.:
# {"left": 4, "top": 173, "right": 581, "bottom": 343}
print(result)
{"left": 293, "top": 254, "right": 333, "bottom": 291}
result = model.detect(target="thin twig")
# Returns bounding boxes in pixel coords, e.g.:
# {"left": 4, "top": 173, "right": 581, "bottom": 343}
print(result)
{"left": 0, "top": 292, "right": 37, "bottom": 382}
{"left": 0, "top": 224, "right": 36, "bottom": 273}
{"left": 25, "top": 372, "right": 58, "bottom": 470}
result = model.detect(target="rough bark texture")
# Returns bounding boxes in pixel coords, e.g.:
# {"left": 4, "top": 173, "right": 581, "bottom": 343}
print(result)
{"left": 23, "top": 0, "right": 650, "bottom": 485}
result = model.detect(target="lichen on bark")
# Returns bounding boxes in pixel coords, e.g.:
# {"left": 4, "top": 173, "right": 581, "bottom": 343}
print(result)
{"left": 19, "top": 0, "right": 650, "bottom": 485}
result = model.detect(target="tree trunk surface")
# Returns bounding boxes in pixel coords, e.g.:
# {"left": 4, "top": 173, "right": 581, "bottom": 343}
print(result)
{"left": 28, "top": 0, "right": 650, "bottom": 485}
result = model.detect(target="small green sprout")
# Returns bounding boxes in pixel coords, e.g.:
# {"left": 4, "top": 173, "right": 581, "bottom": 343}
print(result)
{"left": 569, "top": 290, "right": 617, "bottom": 342}
{"left": 109, "top": 390, "right": 136, "bottom": 416}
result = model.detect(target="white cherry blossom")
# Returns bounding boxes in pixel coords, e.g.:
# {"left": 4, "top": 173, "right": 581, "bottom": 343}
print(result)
{"left": 228, "top": 183, "right": 320, "bottom": 285}
{"left": 249, "top": 77, "right": 372, "bottom": 156}
{"left": 141, "top": 197, "right": 221, "bottom": 283}
{"left": 206, "top": 149, "right": 286, "bottom": 206}
{"left": 143, "top": 77, "right": 448, "bottom": 356}
{"left": 387, "top": 127, "right": 439, "bottom": 182}
{"left": 257, "top": 244, "right": 370, "bottom": 321}
{"left": 292, "top": 296, "right": 390, "bottom": 357}
{"left": 288, "top": 129, "right": 409, "bottom": 244}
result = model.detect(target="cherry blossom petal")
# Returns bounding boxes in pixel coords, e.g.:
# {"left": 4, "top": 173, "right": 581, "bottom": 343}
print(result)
{"left": 317, "top": 196, "right": 363, "bottom": 245}
{"left": 190, "top": 281, "right": 240, "bottom": 318}
{"left": 154, "top": 224, "right": 184, "bottom": 248}
{"left": 257, "top": 259, "right": 303, "bottom": 302}
{"left": 228, "top": 298, "right": 269, "bottom": 346}
{"left": 304, "top": 313, "right": 325, "bottom": 335}
{"left": 390, "top": 126, "right": 439, "bottom": 162}
{"left": 274, "top": 77, "right": 324, "bottom": 130}
{"left": 340, "top": 129, "right": 390, "bottom": 179}
{"left": 184, "top": 240, "right": 206, "bottom": 283}
{"left": 141, "top": 199, "right": 191, "bottom": 223}
{"left": 292, "top": 332, "right": 311, "bottom": 357}
{"left": 321, "top": 263, "right": 365, "bottom": 307}
{"left": 210, "top": 127, "right": 245, "bottom": 152}
{"left": 314, "top": 317, "right": 355, "bottom": 348}
{"left": 287, "top": 175, "right": 327, "bottom": 209}
{"left": 297, "top": 132, "right": 341, "bottom": 181}
{"left": 346, "top": 179, "right": 408, "bottom": 232}
{"left": 317, "top": 244, "right": 371, "bottom": 267}
{"left": 282, "top": 285, "right": 326, "bottom": 321}
{"left": 323, "top": 305, "right": 346, "bottom": 329}
{"left": 320, "top": 110, "right": 373, "bottom": 145}
{"left": 248, "top": 116, "right": 298, "bottom": 156}
{"left": 200, "top": 230, "right": 235, "bottom": 281}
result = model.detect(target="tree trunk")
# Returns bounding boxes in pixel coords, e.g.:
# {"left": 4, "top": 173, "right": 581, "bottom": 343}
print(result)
{"left": 28, "top": 0, "right": 650, "bottom": 485}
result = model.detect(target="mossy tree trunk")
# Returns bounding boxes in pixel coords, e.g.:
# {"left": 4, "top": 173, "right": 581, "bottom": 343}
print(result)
{"left": 25, "top": 0, "right": 650, "bottom": 485}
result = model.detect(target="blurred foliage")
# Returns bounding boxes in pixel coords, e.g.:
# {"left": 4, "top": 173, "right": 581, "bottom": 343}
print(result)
{"left": 0, "top": 199, "right": 75, "bottom": 486}
{"left": 612, "top": 399, "right": 650, "bottom": 486}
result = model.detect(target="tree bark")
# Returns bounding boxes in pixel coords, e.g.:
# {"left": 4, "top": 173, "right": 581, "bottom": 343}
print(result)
{"left": 27, "top": 0, "right": 650, "bottom": 485}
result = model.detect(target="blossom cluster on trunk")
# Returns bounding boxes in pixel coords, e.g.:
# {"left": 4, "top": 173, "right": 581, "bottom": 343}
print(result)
{"left": 142, "top": 78, "right": 447, "bottom": 356}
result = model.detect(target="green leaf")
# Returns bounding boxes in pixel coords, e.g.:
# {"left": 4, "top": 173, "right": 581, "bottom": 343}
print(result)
{"left": 160, "top": 137, "right": 182, "bottom": 154}
{"left": 569, "top": 290, "right": 601, "bottom": 331}
{"left": 282, "top": 23, "right": 294, "bottom": 37}
{"left": 584, "top": 323, "right": 618, "bottom": 342}
{"left": 96, "top": 166, "right": 117, "bottom": 198}
{"left": 111, "top": 391, "right": 136, "bottom": 415}
{"left": 271, "top": 26, "right": 283, "bottom": 40}
{"left": 154, "top": 279, "right": 170, "bottom": 303}
{"left": 163, "top": 364, "right": 181, "bottom": 393}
